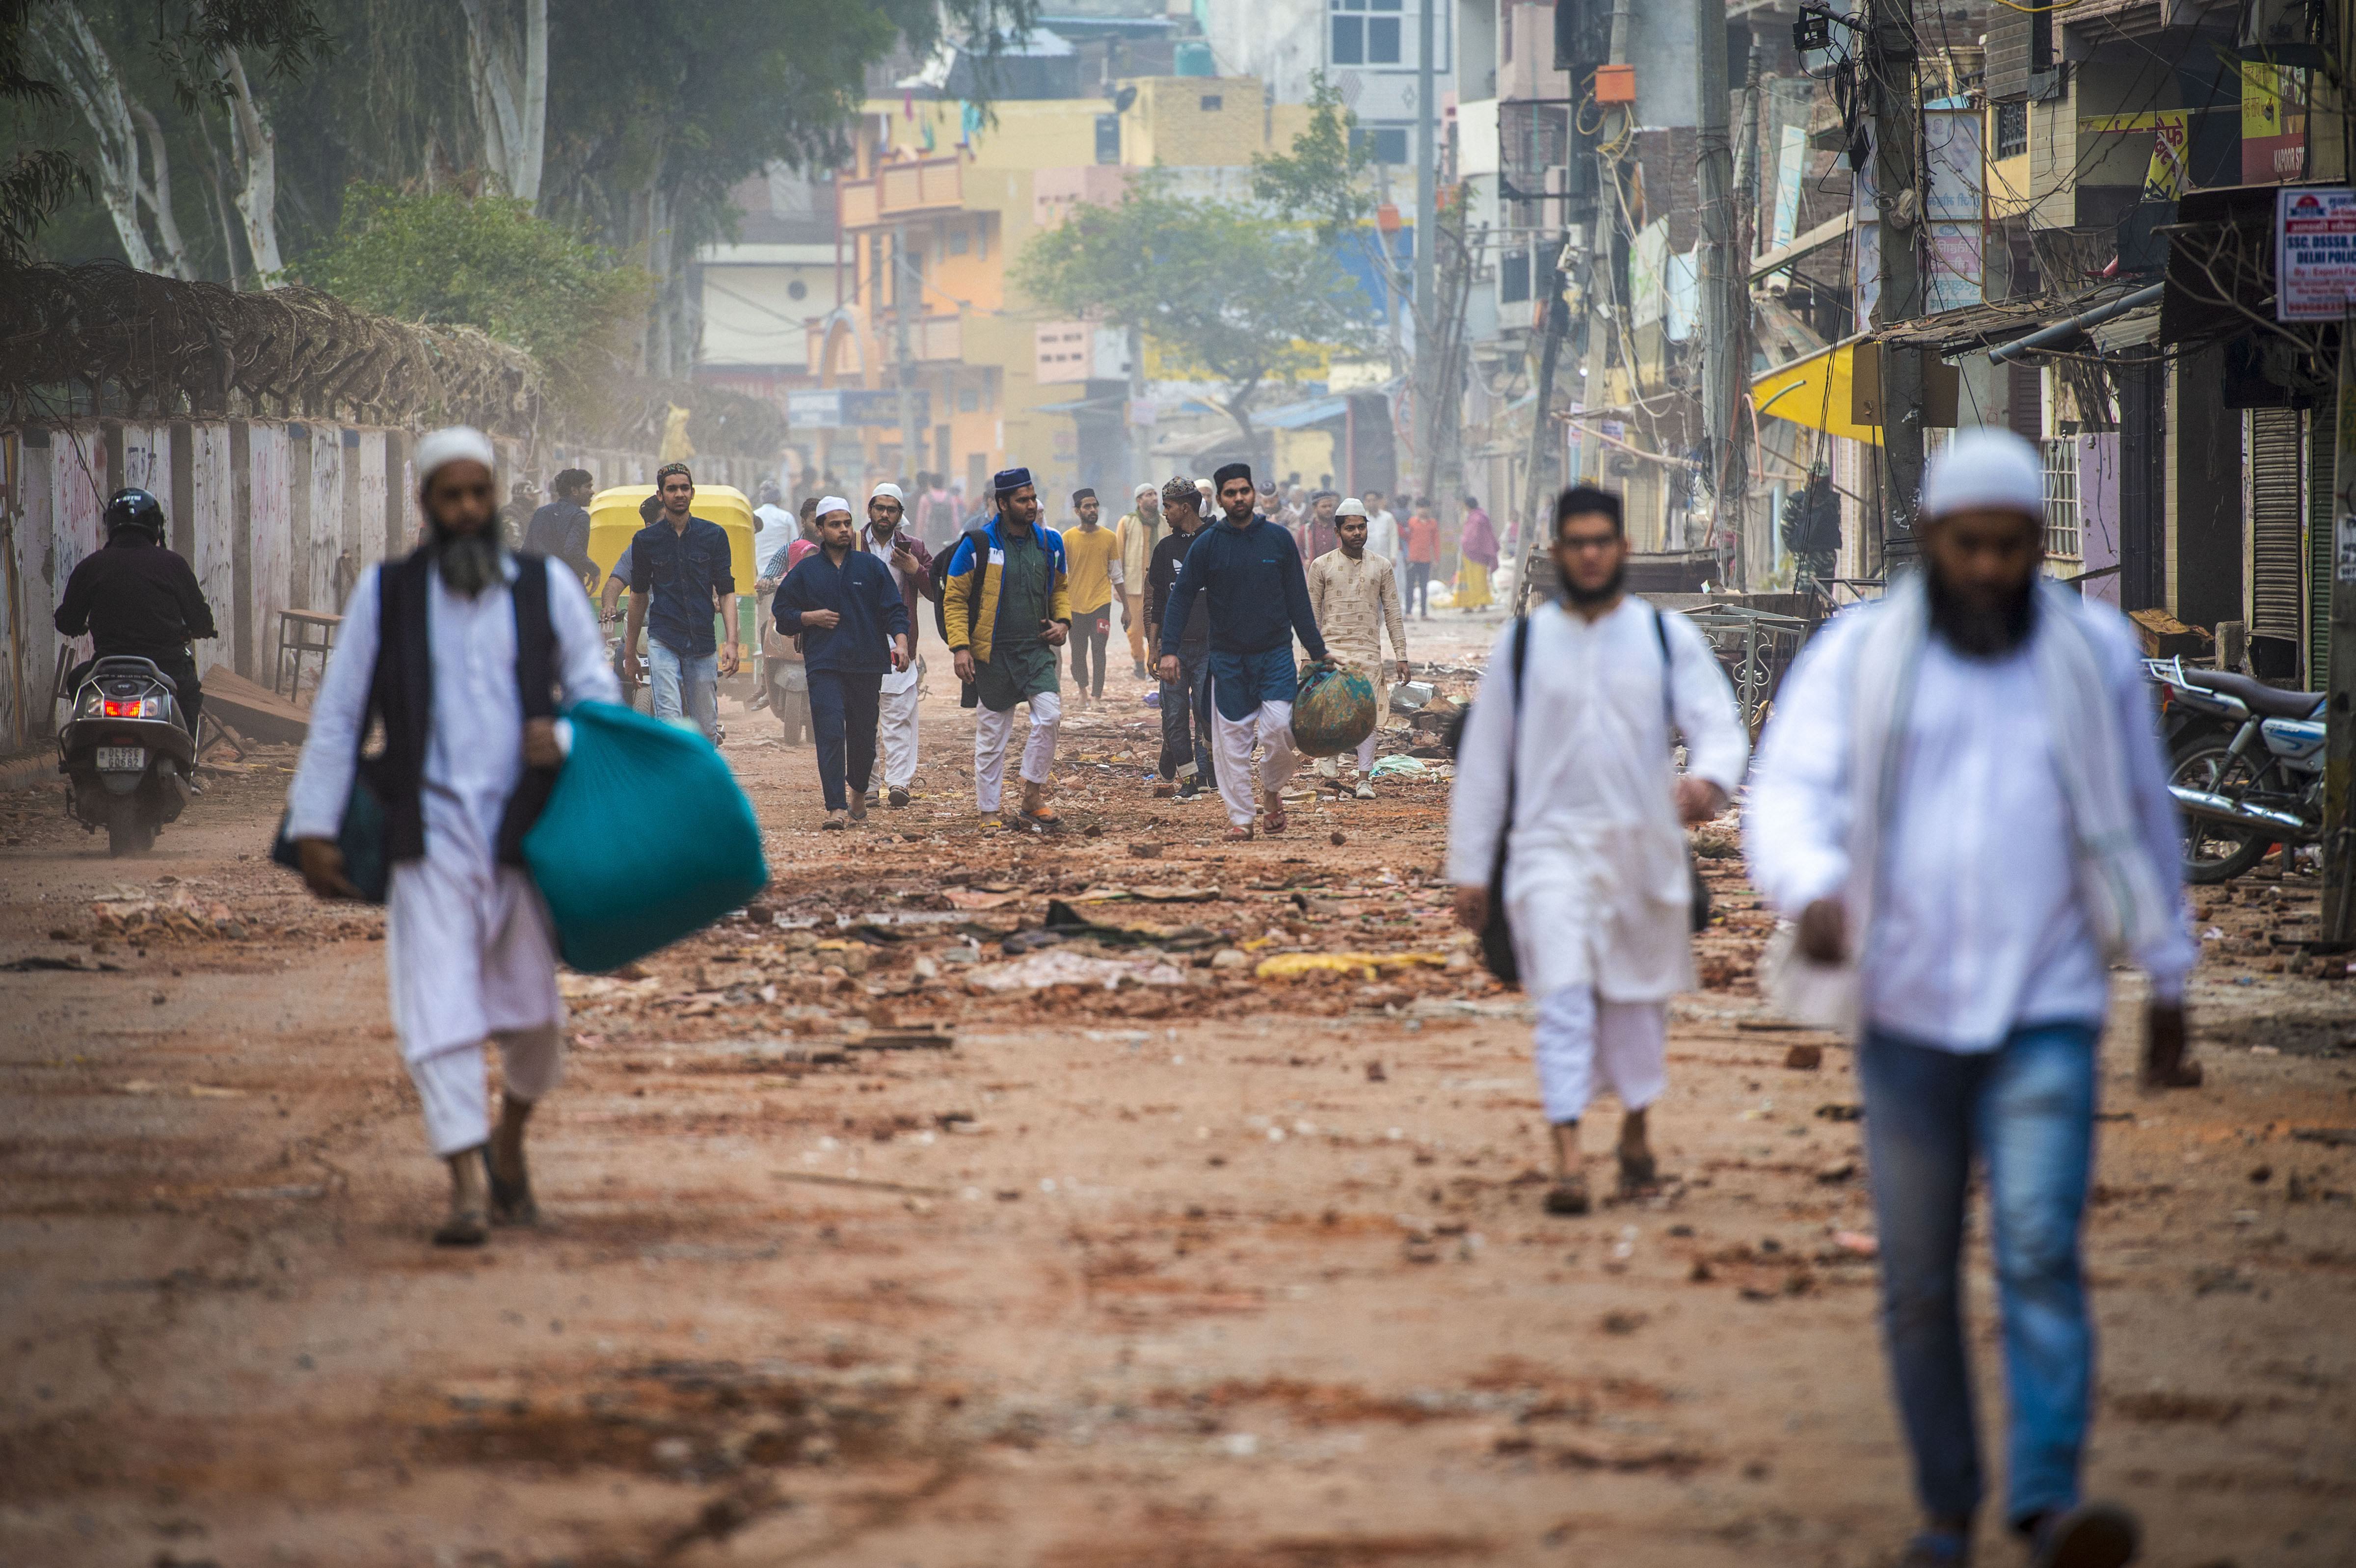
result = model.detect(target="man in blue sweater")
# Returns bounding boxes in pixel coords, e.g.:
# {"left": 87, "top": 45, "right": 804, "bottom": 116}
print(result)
{"left": 774, "top": 497, "right": 912, "bottom": 829}
{"left": 1156, "top": 461, "right": 1329, "bottom": 839}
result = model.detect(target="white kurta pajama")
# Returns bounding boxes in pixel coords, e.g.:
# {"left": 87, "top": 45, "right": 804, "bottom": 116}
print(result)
{"left": 1446, "top": 598, "right": 1747, "bottom": 1122}
{"left": 863, "top": 529, "right": 924, "bottom": 791}
{"left": 286, "top": 554, "right": 620, "bottom": 1156}
{"left": 1306, "top": 548, "right": 1409, "bottom": 775}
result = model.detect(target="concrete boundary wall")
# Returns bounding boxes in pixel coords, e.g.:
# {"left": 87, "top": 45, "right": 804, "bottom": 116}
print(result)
{"left": 0, "top": 420, "right": 773, "bottom": 751}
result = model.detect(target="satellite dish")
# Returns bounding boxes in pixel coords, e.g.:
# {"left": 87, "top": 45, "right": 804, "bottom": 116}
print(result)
{"left": 1113, "top": 85, "right": 1137, "bottom": 112}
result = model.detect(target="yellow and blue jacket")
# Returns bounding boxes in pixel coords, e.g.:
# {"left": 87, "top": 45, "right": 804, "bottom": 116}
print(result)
{"left": 940, "top": 517, "right": 1072, "bottom": 665}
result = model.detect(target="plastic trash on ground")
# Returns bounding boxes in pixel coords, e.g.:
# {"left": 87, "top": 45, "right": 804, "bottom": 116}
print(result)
{"left": 1389, "top": 681, "right": 1436, "bottom": 714}
{"left": 524, "top": 699, "right": 769, "bottom": 973}
{"left": 1367, "top": 754, "right": 1429, "bottom": 779}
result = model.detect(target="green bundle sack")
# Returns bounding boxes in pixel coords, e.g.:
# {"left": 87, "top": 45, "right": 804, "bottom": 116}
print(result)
{"left": 523, "top": 701, "right": 769, "bottom": 973}
{"left": 1290, "top": 660, "right": 1378, "bottom": 757}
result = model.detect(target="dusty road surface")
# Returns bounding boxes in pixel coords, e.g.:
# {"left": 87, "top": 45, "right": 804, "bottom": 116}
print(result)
{"left": 4, "top": 606, "right": 2354, "bottom": 1568}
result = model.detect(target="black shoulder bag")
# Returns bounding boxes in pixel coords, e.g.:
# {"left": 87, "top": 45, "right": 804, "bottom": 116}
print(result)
{"left": 1477, "top": 615, "right": 1533, "bottom": 983}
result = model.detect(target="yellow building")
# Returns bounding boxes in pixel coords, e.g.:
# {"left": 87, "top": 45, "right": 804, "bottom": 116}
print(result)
{"left": 809, "top": 80, "right": 1311, "bottom": 515}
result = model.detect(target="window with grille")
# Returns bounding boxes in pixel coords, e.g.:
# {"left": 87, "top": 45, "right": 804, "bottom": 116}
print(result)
{"left": 2041, "top": 438, "right": 2080, "bottom": 559}
{"left": 1331, "top": 0, "right": 1403, "bottom": 66}
{"left": 1995, "top": 101, "right": 2027, "bottom": 159}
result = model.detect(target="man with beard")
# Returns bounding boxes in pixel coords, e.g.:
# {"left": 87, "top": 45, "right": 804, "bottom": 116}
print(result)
{"left": 1115, "top": 481, "right": 1163, "bottom": 680}
{"left": 1144, "top": 473, "right": 1215, "bottom": 799}
{"left": 1745, "top": 430, "right": 2194, "bottom": 1568}
{"left": 1306, "top": 498, "right": 1410, "bottom": 797}
{"left": 1296, "top": 490, "right": 1342, "bottom": 560}
{"left": 1781, "top": 461, "right": 1843, "bottom": 594}
{"left": 284, "top": 426, "right": 620, "bottom": 1246}
{"left": 776, "top": 497, "right": 912, "bottom": 828}
{"left": 941, "top": 467, "right": 1071, "bottom": 829}
{"left": 1060, "top": 487, "right": 1121, "bottom": 707}
{"left": 858, "top": 482, "right": 936, "bottom": 807}
{"left": 1447, "top": 485, "right": 1745, "bottom": 1216}
{"left": 623, "top": 462, "right": 739, "bottom": 743}
{"left": 1157, "top": 462, "right": 1328, "bottom": 839}
{"left": 523, "top": 469, "right": 599, "bottom": 592}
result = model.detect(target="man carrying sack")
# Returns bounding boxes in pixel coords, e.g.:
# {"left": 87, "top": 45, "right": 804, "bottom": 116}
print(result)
{"left": 283, "top": 426, "right": 620, "bottom": 1247}
{"left": 1745, "top": 429, "right": 2195, "bottom": 1568}
{"left": 1306, "top": 497, "right": 1410, "bottom": 799}
{"left": 1446, "top": 485, "right": 1745, "bottom": 1216}
{"left": 941, "top": 466, "right": 1071, "bottom": 830}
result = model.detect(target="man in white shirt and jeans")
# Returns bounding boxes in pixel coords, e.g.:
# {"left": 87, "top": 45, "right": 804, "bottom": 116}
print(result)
{"left": 1746, "top": 428, "right": 2197, "bottom": 1568}
{"left": 1447, "top": 485, "right": 1747, "bottom": 1215}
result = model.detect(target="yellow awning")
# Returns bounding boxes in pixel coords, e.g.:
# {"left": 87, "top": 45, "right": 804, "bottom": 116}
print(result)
{"left": 1751, "top": 343, "right": 1882, "bottom": 447}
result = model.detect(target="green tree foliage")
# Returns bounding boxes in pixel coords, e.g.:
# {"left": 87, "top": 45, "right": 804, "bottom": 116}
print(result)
{"left": 304, "top": 182, "right": 646, "bottom": 389}
{"left": 1015, "top": 173, "right": 1377, "bottom": 462}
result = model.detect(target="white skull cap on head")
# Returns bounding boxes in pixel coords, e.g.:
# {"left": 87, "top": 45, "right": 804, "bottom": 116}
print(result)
{"left": 1336, "top": 498, "right": 1367, "bottom": 518}
{"left": 1920, "top": 427, "right": 2045, "bottom": 523}
{"left": 414, "top": 425, "right": 497, "bottom": 483}
{"left": 817, "top": 495, "right": 853, "bottom": 519}
{"left": 1134, "top": 481, "right": 1156, "bottom": 498}
{"left": 869, "top": 482, "right": 904, "bottom": 504}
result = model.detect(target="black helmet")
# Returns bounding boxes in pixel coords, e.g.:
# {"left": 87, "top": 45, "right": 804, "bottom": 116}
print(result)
{"left": 103, "top": 488, "right": 166, "bottom": 542}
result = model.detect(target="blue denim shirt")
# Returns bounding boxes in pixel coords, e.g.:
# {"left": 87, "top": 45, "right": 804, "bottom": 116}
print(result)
{"left": 626, "top": 515, "right": 735, "bottom": 657}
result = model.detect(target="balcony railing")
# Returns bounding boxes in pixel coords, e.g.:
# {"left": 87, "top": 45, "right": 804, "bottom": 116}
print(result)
{"left": 837, "top": 156, "right": 965, "bottom": 229}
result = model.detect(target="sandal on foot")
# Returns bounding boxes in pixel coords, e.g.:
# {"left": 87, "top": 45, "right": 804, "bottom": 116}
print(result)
{"left": 1544, "top": 1175, "right": 1591, "bottom": 1216}
{"left": 482, "top": 1147, "right": 538, "bottom": 1227}
{"left": 1617, "top": 1149, "right": 1660, "bottom": 1191}
{"left": 1261, "top": 802, "right": 1288, "bottom": 834}
{"left": 433, "top": 1209, "right": 489, "bottom": 1247}
{"left": 1224, "top": 824, "right": 1255, "bottom": 842}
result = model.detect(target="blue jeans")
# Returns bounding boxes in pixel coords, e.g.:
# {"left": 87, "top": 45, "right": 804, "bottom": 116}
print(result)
{"left": 1858, "top": 1021, "right": 2101, "bottom": 1529}
{"left": 806, "top": 668, "right": 883, "bottom": 812}
{"left": 1158, "top": 645, "right": 1217, "bottom": 785}
{"left": 647, "top": 641, "right": 719, "bottom": 742}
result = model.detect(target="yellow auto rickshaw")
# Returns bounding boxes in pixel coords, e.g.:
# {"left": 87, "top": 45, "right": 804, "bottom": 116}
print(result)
{"left": 588, "top": 484, "right": 762, "bottom": 703}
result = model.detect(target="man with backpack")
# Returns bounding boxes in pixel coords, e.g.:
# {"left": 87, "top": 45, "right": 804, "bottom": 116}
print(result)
{"left": 940, "top": 467, "right": 1071, "bottom": 830}
{"left": 283, "top": 426, "right": 621, "bottom": 1247}
{"left": 1445, "top": 485, "right": 1746, "bottom": 1216}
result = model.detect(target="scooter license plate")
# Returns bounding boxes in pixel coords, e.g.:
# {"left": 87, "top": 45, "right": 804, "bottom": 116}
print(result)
{"left": 96, "top": 745, "right": 147, "bottom": 771}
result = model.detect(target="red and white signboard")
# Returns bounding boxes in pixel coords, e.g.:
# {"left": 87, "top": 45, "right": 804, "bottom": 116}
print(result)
{"left": 2277, "top": 186, "right": 2356, "bottom": 321}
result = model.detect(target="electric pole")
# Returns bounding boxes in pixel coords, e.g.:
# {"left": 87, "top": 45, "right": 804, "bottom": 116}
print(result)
{"left": 1866, "top": 0, "right": 1925, "bottom": 574}
{"left": 1693, "top": 0, "right": 1735, "bottom": 558}
{"left": 1574, "top": 0, "right": 1633, "bottom": 491}
{"left": 1414, "top": 0, "right": 1439, "bottom": 504}
{"left": 893, "top": 222, "right": 921, "bottom": 490}
{"left": 2323, "top": 302, "right": 2356, "bottom": 944}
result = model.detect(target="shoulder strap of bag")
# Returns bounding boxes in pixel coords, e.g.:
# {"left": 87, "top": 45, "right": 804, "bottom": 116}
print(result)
{"left": 1500, "top": 613, "right": 1531, "bottom": 832}
{"left": 510, "top": 552, "right": 558, "bottom": 719}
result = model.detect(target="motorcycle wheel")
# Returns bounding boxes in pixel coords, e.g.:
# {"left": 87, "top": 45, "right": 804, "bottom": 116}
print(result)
{"left": 2170, "top": 738, "right": 2273, "bottom": 884}
{"left": 107, "top": 797, "right": 157, "bottom": 857}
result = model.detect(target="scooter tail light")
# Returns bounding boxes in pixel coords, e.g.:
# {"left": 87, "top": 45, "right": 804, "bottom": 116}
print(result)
{"left": 101, "top": 698, "right": 145, "bottom": 718}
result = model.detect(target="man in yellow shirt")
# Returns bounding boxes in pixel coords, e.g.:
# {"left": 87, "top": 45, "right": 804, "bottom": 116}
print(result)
{"left": 1062, "top": 487, "right": 1122, "bottom": 706}
{"left": 1114, "top": 481, "right": 1163, "bottom": 679}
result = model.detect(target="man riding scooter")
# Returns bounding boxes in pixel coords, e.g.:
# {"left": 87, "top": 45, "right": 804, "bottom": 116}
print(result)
{"left": 54, "top": 488, "right": 217, "bottom": 734}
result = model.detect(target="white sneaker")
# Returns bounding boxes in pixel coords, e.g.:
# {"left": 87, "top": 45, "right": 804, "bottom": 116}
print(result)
{"left": 1353, "top": 780, "right": 1375, "bottom": 800}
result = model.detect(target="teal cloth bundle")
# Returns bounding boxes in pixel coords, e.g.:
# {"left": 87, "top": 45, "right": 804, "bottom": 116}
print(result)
{"left": 1290, "top": 661, "right": 1377, "bottom": 757}
{"left": 524, "top": 702, "right": 769, "bottom": 973}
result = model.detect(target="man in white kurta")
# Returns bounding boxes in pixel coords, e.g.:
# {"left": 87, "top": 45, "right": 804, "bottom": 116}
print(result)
{"left": 1447, "top": 485, "right": 1746, "bottom": 1214}
{"left": 860, "top": 483, "right": 934, "bottom": 806}
{"left": 1744, "top": 429, "right": 2193, "bottom": 1568}
{"left": 1306, "top": 499, "right": 1410, "bottom": 797}
{"left": 285, "top": 426, "right": 619, "bottom": 1246}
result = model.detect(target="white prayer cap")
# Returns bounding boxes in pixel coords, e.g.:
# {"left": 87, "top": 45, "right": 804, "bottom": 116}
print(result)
{"left": 869, "top": 482, "right": 905, "bottom": 504}
{"left": 414, "top": 425, "right": 496, "bottom": 483}
{"left": 817, "top": 495, "right": 853, "bottom": 520}
{"left": 1336, "top": 498, "right": 1367, "bottom": 518}
{"left": 1133, "top": 481, "right": 1156, "bottom": 498}
{"left": 1920, "top": 427, "right": 2045, "bottom": 523}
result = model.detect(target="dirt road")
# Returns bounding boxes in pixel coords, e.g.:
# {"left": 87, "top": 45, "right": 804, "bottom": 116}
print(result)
{"left": 3, "top": 609, "right": 2352, "bottom": 1567}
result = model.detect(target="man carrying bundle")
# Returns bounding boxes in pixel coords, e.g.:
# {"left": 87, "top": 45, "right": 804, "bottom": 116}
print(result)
{"left": 285, "top": 426, "right": 620, "bottom": 1247}
{"left": 1156, "top": 461, "right": 1327, "bottom": 840}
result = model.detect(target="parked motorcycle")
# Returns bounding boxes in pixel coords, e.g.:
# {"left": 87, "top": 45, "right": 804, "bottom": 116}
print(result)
{"left": 2146, "top": 657, "right": 2325, "bottom": 883}
{"left": 58, "top": 656, "right": 198, "bottom": 855}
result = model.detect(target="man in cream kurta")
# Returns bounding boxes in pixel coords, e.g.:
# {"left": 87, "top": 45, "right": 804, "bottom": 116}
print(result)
{"left": 1306, "top": 498, "right": 1410, "bottom": 797}
{"left": 1447, "top": 484, "right": 1746, "bottom": 1214}
{"left": 1114, "top": 482, "right": 1163, "bottom": 679}
{"left": 286, "top": 426, "right": 619, "bottom": 1246}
